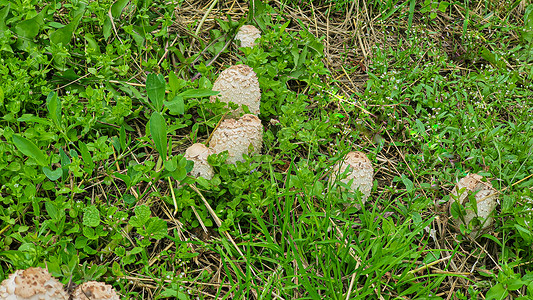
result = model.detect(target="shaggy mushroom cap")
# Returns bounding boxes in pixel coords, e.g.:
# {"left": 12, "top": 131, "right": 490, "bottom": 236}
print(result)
{"left": 185, "top": 143, "right": 214, "bottom": 180}
{"left": 72, "top": 281, "right": 120, "bottom": 300}
{"left": 210, "top": 64, "right": 261, "bottom": 117}
{"left": 235, "top": 25, "right": 261, "bottom": 48}
{"left": 209, "top": 114, "right": 263, "bottom": 164}
{"left": 449, "top": 173, "right": 498, "bottom": 237}
{"left": 0, "top": 267, "right": 69, "bottom": 300}
{"left": 330, "top": 151, "right": 374, "bottom": 207}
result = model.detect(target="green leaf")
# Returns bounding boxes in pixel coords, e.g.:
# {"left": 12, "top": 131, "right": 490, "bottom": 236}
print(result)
{"left": 119, "top": 125, "right": 127, "bottom": 152}
{"left": 83, "top": 206, "right": 101, "bottom": 227}
{"left": 78, "top": 141, "right": 94, "bottom": 175}
{"left": 149, "top": 112, "right": 168, "bottom": 161}
{"left": 401, "top": 174, "right": 414, "bottom": 192}
{"left": 14, "top": 6, "right": 47, "bottom": 39}
{"left": 438, "top": 1, "right": 450, "bottom": 12}
{"left": 146, "top": 74, "right": 166, "bottom": 112}
{"left": 49, "top": 4, "right": 85, "bottom": 46}
{"left": 164, "top": 95, "right": 184, "bottom": 115}
{"left": 12, "top": 134, "right": 48, "bottom": 167}
{"left": 0, "top": 4, "right": 10, "bottom": 32}
{"left": 164, "top": 156, "right": 178, "bottom": 172}
{"left": 485, "top": 283, "right": 508, "bottom": 300}
{"left": 178, "top": 88, "right": 218, "bottom": 99}
{"left": 129, "top": 205, "right": 151, "bottom": 227}
{"left": 168, "top": 72, "right": 186, "bottom": 95}
{"left": 145, "top": 218, "right": 168, "bottom": 239}
{"left": 46, "top": 92, "right": 62, "bottom": 129}
{"left": 45, "top": 202, "right": 59, "bottom": 220}
{"left": 103, "top": 0, "right": 130, "bottom": 40}
{"left": 111, "top": 0, "right": 129, "bottom": 18}
{"left": 43, "top": 166, "right": 62, "bottom": 181}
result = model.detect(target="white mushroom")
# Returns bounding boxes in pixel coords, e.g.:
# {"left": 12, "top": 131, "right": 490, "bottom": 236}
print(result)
{"left": 0, "top": 267, "right": 68, "bottom": 300}
{"left": 235, "top": 25, "right": 261, "bottom": 48}
{"left": 449, "top": 173, "right": 498, "bottom": 237}
{"left": 210, "top": 64, "right": 261, "bottom": 117}
{"left": 209, "top": 114, "right": 263, "bottom": 164}
{"left": 330, "top": 151, "right": 374, "bottom": 208}
{"left": 72, "top": 281, "right": 120, "bottom": 300}
{"left": 185, "top": 143, "right": 214, "bottom": 180}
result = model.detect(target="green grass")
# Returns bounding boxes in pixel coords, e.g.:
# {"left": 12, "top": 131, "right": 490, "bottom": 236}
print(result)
{"left": 0, "top": 0, "right": 532, "bottom": 299}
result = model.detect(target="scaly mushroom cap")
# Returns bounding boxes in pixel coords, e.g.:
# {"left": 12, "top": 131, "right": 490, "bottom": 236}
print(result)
{"left": 449, "top": 173, "right": 498, "bottom": 236}
{"left": 0, "top": 267, "right": 68, "bottom": 300}
{"left": 185, "top": 143, "right": 214, "bottom": 180}
{"left": 235, "top": 25, "right": 261, "bottom": 48}
{"left": 330, "top": 151, "right": 374, "bottom": 207}
{"left": 72, "top": 281, "right": 120, "bottom": 300}
{"left": 209, "top": 114, "right": 263, "bottom": 164}
{"left": 210, "top": 64, "right": 261, "bottom": 117}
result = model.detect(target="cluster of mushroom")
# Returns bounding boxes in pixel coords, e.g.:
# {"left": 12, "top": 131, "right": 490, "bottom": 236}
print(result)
{"left": 0, "top": 267, "right": 119, "bottom": 300}
{"left": 185, "top": 25, "right": 500, "bottom": 238}
{"left": 184, "top": 25, "right": 264, "bottom": 179}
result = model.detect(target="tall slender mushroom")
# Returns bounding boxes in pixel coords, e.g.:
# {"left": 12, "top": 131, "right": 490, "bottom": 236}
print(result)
{"left": 330, "top": 151, "right": 374, "bottom": 208}
{"left": 235, "top": 25, "right": 261, "bottom": 48}
{"left": 210, "top": 64, "right": 261, "bottom": 117}
{"left": 185, "top": 143, "right": 214, "bottom": 180}
{"left": 209, "top": 114, "right": 263, "bottom": 164}
{"left": 449, "top": 173, "right": 498, "bottom": 237}
{"left": 0, "top": 267, "right": 69, "bottom": 300}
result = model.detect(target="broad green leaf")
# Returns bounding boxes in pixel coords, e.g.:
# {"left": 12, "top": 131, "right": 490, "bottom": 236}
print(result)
{"left": 168, "top": 71, "right": 186, "bottom": 95}
{"left": 401, "top": 175, "right": 414, "bottom": 192}
{"left": 129, "top": 205, "right": 151, "bottom": 227}
{"left": 146, "top": 74, "right": 166, "bottom": 112}
{"left": 438, "top": 1, "right": 450, "bottom": 13}
{"left": 145, "top": 218, "right": 168, "bottom": 240}
{"left": 164, "top": 156, "right": 178, "bottom": 172}
{"left": 83, "top": 206, "right": 101, "bottom": 227}
{"left": 12, "top": 134, "right": 48, "bottom": 167}
{"left": 0, "top": 4, "right": 10, "bottom": 32}
{"left": 43, "top": 166, "right": 62, "bottom": 181}
{"left": 45, "top": 202, "right": 60, "bottom": 220}
{"left": 14, "top": 6, "right": 47, "bottom": 39}
{"left": 114, "top": 172, "right": 131, "bottom": 187}
{"left": 149, "top": 112, "right": 167, "bottom": 161}
{"left": 111, "top": 0, "right": 129, "bottom": 18}
{"left": 164, "top": 95, "right": 184, "bottom": 115}
{"left": 485, "top": 283, "right": 508, "bottom": 300}
{"left": 49, "top": 4, "right": 85, "bottom": 45}
{"left": 171, "top": 165, "right": 187, "bottom": 181}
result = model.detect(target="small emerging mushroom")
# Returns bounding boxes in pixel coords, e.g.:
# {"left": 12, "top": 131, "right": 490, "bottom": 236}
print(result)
{"left": 449, "top": 173, "right": 498, "bottom": 237}
{"left": 209, "top": 114, "right": 263, "bottom": 164}
{"left": 235, "top": 25, "right": 261, "bottom": 48}
{"left": 185, "top": 143, "right": 214, "bottom": 180}
{"left": 72, "top": 281, "right": 120, "bottom": 300}
{"left": 0, "top": 267, "right": 69, "bottom": 300}
{"left": 330, "top": 151, "right": 374, "bottom": 208}
{"left": 210, "top": 64, "right": 261, "bottom": 117}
